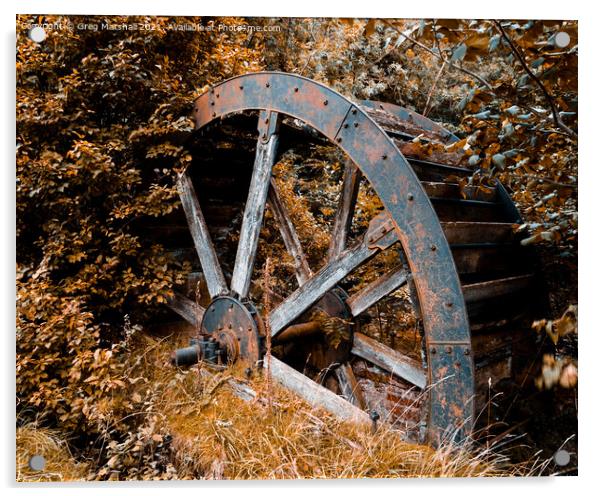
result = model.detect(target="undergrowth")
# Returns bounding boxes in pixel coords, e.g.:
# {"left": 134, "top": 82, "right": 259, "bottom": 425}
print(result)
{"left": 17, "top": 331, "right": 547, "bottom": 480}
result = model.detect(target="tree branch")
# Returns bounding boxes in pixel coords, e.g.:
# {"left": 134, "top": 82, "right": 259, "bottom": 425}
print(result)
{"left": 423, "top": 61, "right": 446, "bottom": 117}
{"left": 493, "top": 20, "right": 577, "bottom": 139}
{"left": 382, "top": 19, "right": 494, "bottom": 91}
{"left": 508, "top": 173, "right": 577, "bottom": 189}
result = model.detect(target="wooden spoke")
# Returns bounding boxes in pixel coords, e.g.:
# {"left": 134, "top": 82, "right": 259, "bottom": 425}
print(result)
{"left": 167, "top": 292, "right": 205, "bottom": 327}
{"left": 269, "top": 222, "right": 399, "bottom": 337}
{"left": 335, "top": 363, "right": 366, "bottom": 410}
{"left": 267, "top": 179, "right": 312, "bottom": 285}
{"left": 346, "top": 266, "right": 409, "bottom": 317}
{"left": 267, "top": 356, "right": 371, "bottom": 425}
{"left": 177, "top": 171, "right": 228, "bottom": 298}
{"left": 352, "top": 332, "right": 426, "bottom": 389}
{"left": 327, "top": 161, "right": 361, "bottom": 261}
{"left": 231, "top": 111, "right": 281, "bottom": 298}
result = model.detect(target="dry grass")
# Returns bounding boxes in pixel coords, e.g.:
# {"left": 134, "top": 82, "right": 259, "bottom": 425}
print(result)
{"left": 133, "top": 334, "right": 542, "bottom": 479}
{"left": 16, "top": 421, "right": 89, "bottom": 482}
{"left": 16, "top": 332, "right": 545, "bottom": 481}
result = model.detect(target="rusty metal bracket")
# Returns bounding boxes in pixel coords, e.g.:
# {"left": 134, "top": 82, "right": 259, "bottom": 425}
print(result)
{"left": 427, "top": 342, "right": 475, "bottom": 438}
{"left": 257, "top": 109, "right": 280, "bottom": 143}
{"left": 364, "top": 213, "right": 396, "bottom": 251}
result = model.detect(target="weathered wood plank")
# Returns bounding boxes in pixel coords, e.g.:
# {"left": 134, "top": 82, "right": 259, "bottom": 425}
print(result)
{"left": 422, "top": 181, "right": 497, "bottom": 202}
{"left": 441, "top": 221, "right": 518, "bottom": 244}
{"left": 269, "top": 226, "right": 398, "bottom": 337}
{"left": 404, "top": 156, "right": 472, "bottom": 181}
{"left": 231, "top": 112, "right": 280, "bottom": 298}
{"left": 335, "top": 362, "right": 366, "bottom": 410}
{"left": 167, "top": 292, "right": 206, "bottom": 327}
{"left": 431, "top": 198, "right": 504, "bottom": 222}
{"left": 267, "top": 356, "right": 371, "bottom": 425}
{"left": 463, "top": 274, "right": 533, "bottom": 304}
{"left": 328, "top": 161, "right": 361, "bottom": 261}
{"left": 177, "top": 172, "right": 228, "bottom": 298}
{"left": 346, "top": 266, "right": 409, "bottom": 317}
{"left": 352, "top": 332, "right": 426, "bottom": 389}
{"left": 451, "top": 244, "right": 523, "bottom": 276}
{"left": 267, "top": 179, "right": 312, "bottom": 285}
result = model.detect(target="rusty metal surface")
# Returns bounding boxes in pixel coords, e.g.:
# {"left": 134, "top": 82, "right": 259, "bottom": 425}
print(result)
{"left": 273, "top": 320, "right": 322, "bottom": 344}
{"left": 193, "top": 71, "right": 475, "bottom": 443}
{"left": 427, "top": 342, "right": 474, "bottom": 440}
{"left": 201, "top": 296, "right": 262, "bottom": 364}
{"left": 294, "top": 288, "right": 354, "bottom": 373}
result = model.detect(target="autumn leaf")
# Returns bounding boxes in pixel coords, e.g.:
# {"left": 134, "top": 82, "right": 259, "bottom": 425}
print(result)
{"left": 364, "top": 19, "right": 377, "bottom": 38}
{"left": 532, "top": 305, "right": 577, "bottom": 345}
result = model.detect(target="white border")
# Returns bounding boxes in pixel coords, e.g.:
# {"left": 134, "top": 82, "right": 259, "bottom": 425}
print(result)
{"left": 3, "top": 1, "right": 598, "bottom": 494}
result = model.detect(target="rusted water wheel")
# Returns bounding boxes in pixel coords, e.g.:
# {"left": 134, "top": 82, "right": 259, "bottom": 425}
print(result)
{"left": 154, "top": 72, "right": 542, "bottom": 445}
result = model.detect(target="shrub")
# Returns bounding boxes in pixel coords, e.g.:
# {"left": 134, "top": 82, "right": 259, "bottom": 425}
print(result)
{"left": 16, "top": 14, "right": 264, "bottom": 433}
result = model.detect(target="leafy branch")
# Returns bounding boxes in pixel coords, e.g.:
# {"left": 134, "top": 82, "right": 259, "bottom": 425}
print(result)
{"left": 381, "top": 19, "right": 494, "bottom": 91}
{"left": 493, "top": 20, "right": 577, "bottom": 139}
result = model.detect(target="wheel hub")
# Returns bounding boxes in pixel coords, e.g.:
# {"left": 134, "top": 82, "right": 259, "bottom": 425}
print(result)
{"left": 201, "top": 296, "right": 263, "bottom": 364}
